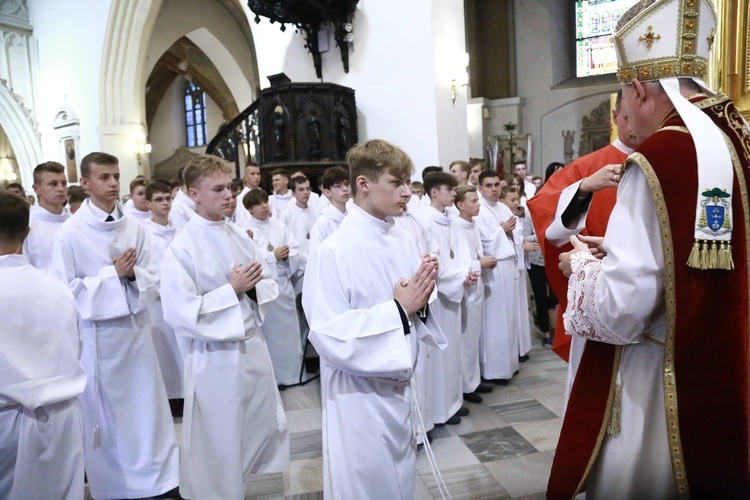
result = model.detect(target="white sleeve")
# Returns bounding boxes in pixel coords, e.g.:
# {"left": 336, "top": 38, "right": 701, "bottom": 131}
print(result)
{"left": 545, "top": 179, "right": 590, "bottom": 247}
{"left": 563, "top": 166, "right": 665, "bottom": 344}
{"left": 302, "top": 244, "right": 413, "bottom": 380}
{"left": 52, "top": 231, "right": 131, "bottom": 322}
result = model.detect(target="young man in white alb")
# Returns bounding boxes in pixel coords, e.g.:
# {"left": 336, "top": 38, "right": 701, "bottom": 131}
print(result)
{"left": 124, "top": 178, "right": 152, "bottom": 224}
{"left": 269, "top": 168, "right": 294, "bottom": 217}
{"left": 24, "top": 161, "right": 69, "bottom": 271}
{"left": 501, "top": 186, "right": 534, "bottom": 362}
{"left": 475, "top": 170, "right": 519, "bottom": 384}
{"left": 160, "top": 155, "right": 289, "bottom": 499}
{"left": 143, "top": 180, "right": 184, "bottom": 416}
{"left": 52, "top": 152, "right": 179, "bottom": 499}
{"left": 0, "top": 192, "right": 87, "bottom": 499}
{"left": 244, "top": 188, "right": 306, "bottom": 387}
{"left": 421, "top": 171, "right": 474, "bottom": 425}
{"left": 279, "top": 174, "right": 318, "bottom": 294}
{"left": 453, "top": 185, "right": 496, "bottom": 403}
{"left": 309, "top": 166, "right": 350, "bottom": 253}
{"left": 303, "top": 139, "right": 445, "bottom": 499}
{"left": 170, "top": 166, "right": 197, "bottom": 232}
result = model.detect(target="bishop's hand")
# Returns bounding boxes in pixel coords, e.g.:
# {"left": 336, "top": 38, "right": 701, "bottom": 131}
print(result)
{"left": 394, "top": 261, "right": 436, "bottom": 316}
{"left": 579, "top": 163, "right": 622, "bottom": 195}
{"left": 230, "top": 261, "right": 263, "bottom": 294}
{"left": 577, "top": 234, "right": 606, "bottom": 259}
{"left": 559, "top": 235, "right": 592, "bottom": 278}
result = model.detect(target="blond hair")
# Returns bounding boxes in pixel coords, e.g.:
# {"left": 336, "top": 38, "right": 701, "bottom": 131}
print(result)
{"left": 183, "top": 155, "right": 232, "bottom": 189}
{"left": 455, "top": 184, "right": 477, "bottom": 205}
{"left": 346, "top": 139, "right": 413, "bottom": 195}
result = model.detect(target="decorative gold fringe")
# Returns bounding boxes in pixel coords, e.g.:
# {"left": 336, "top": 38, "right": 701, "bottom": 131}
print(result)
{"left": 708, "top": 241, "right": 718, "bottom": 269}
{"left": 686, "top": 239, "right": 735, "bottom": 270}
{"left": 607, "top": 372, "right": 622, "bottom": 436}
{"left": 686, "top": 240, "right": 701, "bottom": 268}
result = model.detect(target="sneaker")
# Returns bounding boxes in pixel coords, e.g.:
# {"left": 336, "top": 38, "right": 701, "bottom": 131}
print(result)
{"left": 542, "top": 337, "right": 553, "bottom": 347}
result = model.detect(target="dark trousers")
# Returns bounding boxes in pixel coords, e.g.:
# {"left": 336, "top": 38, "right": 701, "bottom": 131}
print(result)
{"left": 528, "top": 263, "right": 558, "bottom": 334}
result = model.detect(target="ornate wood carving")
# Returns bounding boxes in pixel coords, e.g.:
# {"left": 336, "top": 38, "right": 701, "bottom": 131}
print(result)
{"left": 577, "top": 99, "right": 611, "bottom": 158}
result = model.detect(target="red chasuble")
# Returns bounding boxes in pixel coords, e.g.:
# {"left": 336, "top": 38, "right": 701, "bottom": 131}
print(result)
{"left": 548, "top": 94, "right": 750, "bottom": 498}
{"left": 527, "top": 144, "right": 627, "bottom": 361}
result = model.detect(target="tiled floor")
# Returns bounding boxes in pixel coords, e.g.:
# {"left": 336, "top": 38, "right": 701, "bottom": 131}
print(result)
{"left": 241, "top": 336, "right": 568, "bottom": 499}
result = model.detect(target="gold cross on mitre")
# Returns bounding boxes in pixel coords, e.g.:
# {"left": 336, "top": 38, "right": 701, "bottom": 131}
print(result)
{"left": 638, "top": 25, "right": 661, "bottom": 48}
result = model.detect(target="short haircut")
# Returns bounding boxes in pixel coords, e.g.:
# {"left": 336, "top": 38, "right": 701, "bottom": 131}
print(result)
{"left": 478, "top": 170, "right": 500, "bottom": 185}
{"left": 320, "top": 166, "right": 350, "bottom": 190}
{"left": 455, "top": 184, "right": 477, "bottom": 205}
{"left": 513, "top": 160, "right": 527, "bottom": 169}
{"left": 145, "top": 180, "right": 171, "bottom": 200}
{"left": 183, "top": 155, "right": 232, "bottom": 189}
{"left": 0, "top": 191, "right": 29, "bottom": 244}
{"left": 289, "top": 174, "right": 309, "bottom": 192}
{"left": 33, "top": 161, "right": 65, "bottom": 185}
{"left": 270, "top": 168, "right": 289, "bottom": 179}
{"left": 170, "top": 178, "right": 182, "bottom": 190}
{"left": 410, "top": 181, "right": 424, "bottom": 190}
{"left": 346, "top": 139, "right": 413, "bottom": 196}
{"left": 130, "top": 178, "right": 147, "bottom": 194}
{"left": 532, "top": 176, "right": 542, "bottom": 182}
{"left": 450, "top": 160, "right": 471, "bottom": 175}
{"left": 421, "top": 166, "right": 442, "bottom": 179}
{"left": 67, "top": 185, "right": 89, "bottom": 204}
{"left": 243, "top": 187, "right": 269, "bottom": 209}
{"left": 468, "top": 158, "right": 485, "bottom": 169}
{"left": 500, "top": 186, "right": 518, "bottom": 200}
{"left": 230, "top": 178, "right": 244, "bottom": 194}
{"left": 80, "top": 152, "right": 118, "bottom": 179}
{"left": 6, "top": 182, "right": 24, "bottom": 194}
{"left": 423, "top": 171, "right": 458, "bottom": 199}
{"left": 615, "top": 89, "right": 623, "bottom": 110}
{"left": 176, "top": 166, "right": 186, "bottom": 184}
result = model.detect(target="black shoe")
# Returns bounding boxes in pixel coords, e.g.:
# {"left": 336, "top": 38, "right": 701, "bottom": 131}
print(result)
{"left": 519, "top": 355, "right": 530, "bottom": 362}
{"left": 168, "top": 399, "right": 184, "bottom": 418}
{"left": 277, "top": 384, "right": 287, "bottom": 391}
{"left": 154, "top": 487, "right": 185, "bottom": 499}
{"left": 445, "top": 414, "right": 462, "bottom": 425}
{"left": 456, "top": 406, "right": 470, "bottom": 417}
{"left": 475, "top": 384, "right": 493, "bottom": 393}
{"left": 463, "top": 392, "right": 483, "bottom": 404}
{"left": 542, "top": 337, "right": 553, "bottom": 347}
{"left": 426, "top": 430, "right": 434, "bottom": 443}
{"left": 494, "top": 378, "right": 509, "bottom": 386}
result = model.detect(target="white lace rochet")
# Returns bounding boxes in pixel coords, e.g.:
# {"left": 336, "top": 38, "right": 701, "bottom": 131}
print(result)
{"left": 563, "top": 252, "right": 632, "bottom": 345}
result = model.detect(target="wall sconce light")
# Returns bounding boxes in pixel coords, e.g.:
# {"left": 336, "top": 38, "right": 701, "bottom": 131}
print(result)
{"left": 134, "top": 133, "right": 152, "bottom": 166}
{"left": 451, "top": 52, "right": 470, "bottom": 106}
{"left": 0, "top": 158, "right": 17, "bottom": 183}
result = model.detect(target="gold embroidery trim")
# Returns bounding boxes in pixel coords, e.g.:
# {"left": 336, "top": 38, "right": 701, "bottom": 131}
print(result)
{"left": 659, "top": 126, "right": 690, "bottom": 134}
{"left": 572, "top": 345, "right": 623, "bottom": 497}
{"left": 721, "top": 129, "right": 750, "bottom": 446}
{"left": 615, "top": 0, "right": 714, "bottom": 83}
{"left": 626, "top": 152, "right": 690, "bottom": 497}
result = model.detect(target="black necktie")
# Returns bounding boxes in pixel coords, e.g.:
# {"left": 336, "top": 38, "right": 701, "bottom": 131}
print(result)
{"left": 105, "top": 215, "right": 114, "bottom": 222}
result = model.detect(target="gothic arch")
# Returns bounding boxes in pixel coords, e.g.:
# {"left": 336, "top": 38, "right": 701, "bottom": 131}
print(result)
{"left": 99, "top": 0, "right": 162, "bottom": 128}
{"left": 0, "top": 81, "right": 42, "bottom": 188}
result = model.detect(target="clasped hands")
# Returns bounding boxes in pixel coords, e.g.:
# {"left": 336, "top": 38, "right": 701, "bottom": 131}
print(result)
{"left": 558, "top": 235, "right": 606, "bottom": 278}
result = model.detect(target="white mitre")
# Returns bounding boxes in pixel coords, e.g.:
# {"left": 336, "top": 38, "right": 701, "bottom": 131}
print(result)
{"left": 614, "top": 0, "right": 735, "bottom": 271}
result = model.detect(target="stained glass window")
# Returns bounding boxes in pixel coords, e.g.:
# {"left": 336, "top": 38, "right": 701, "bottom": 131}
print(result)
{"left": 185, "top": 82, "right": 207, "bottom": 147}
{"left": 575, "top": 0, "right": 639, "bottom": 78}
